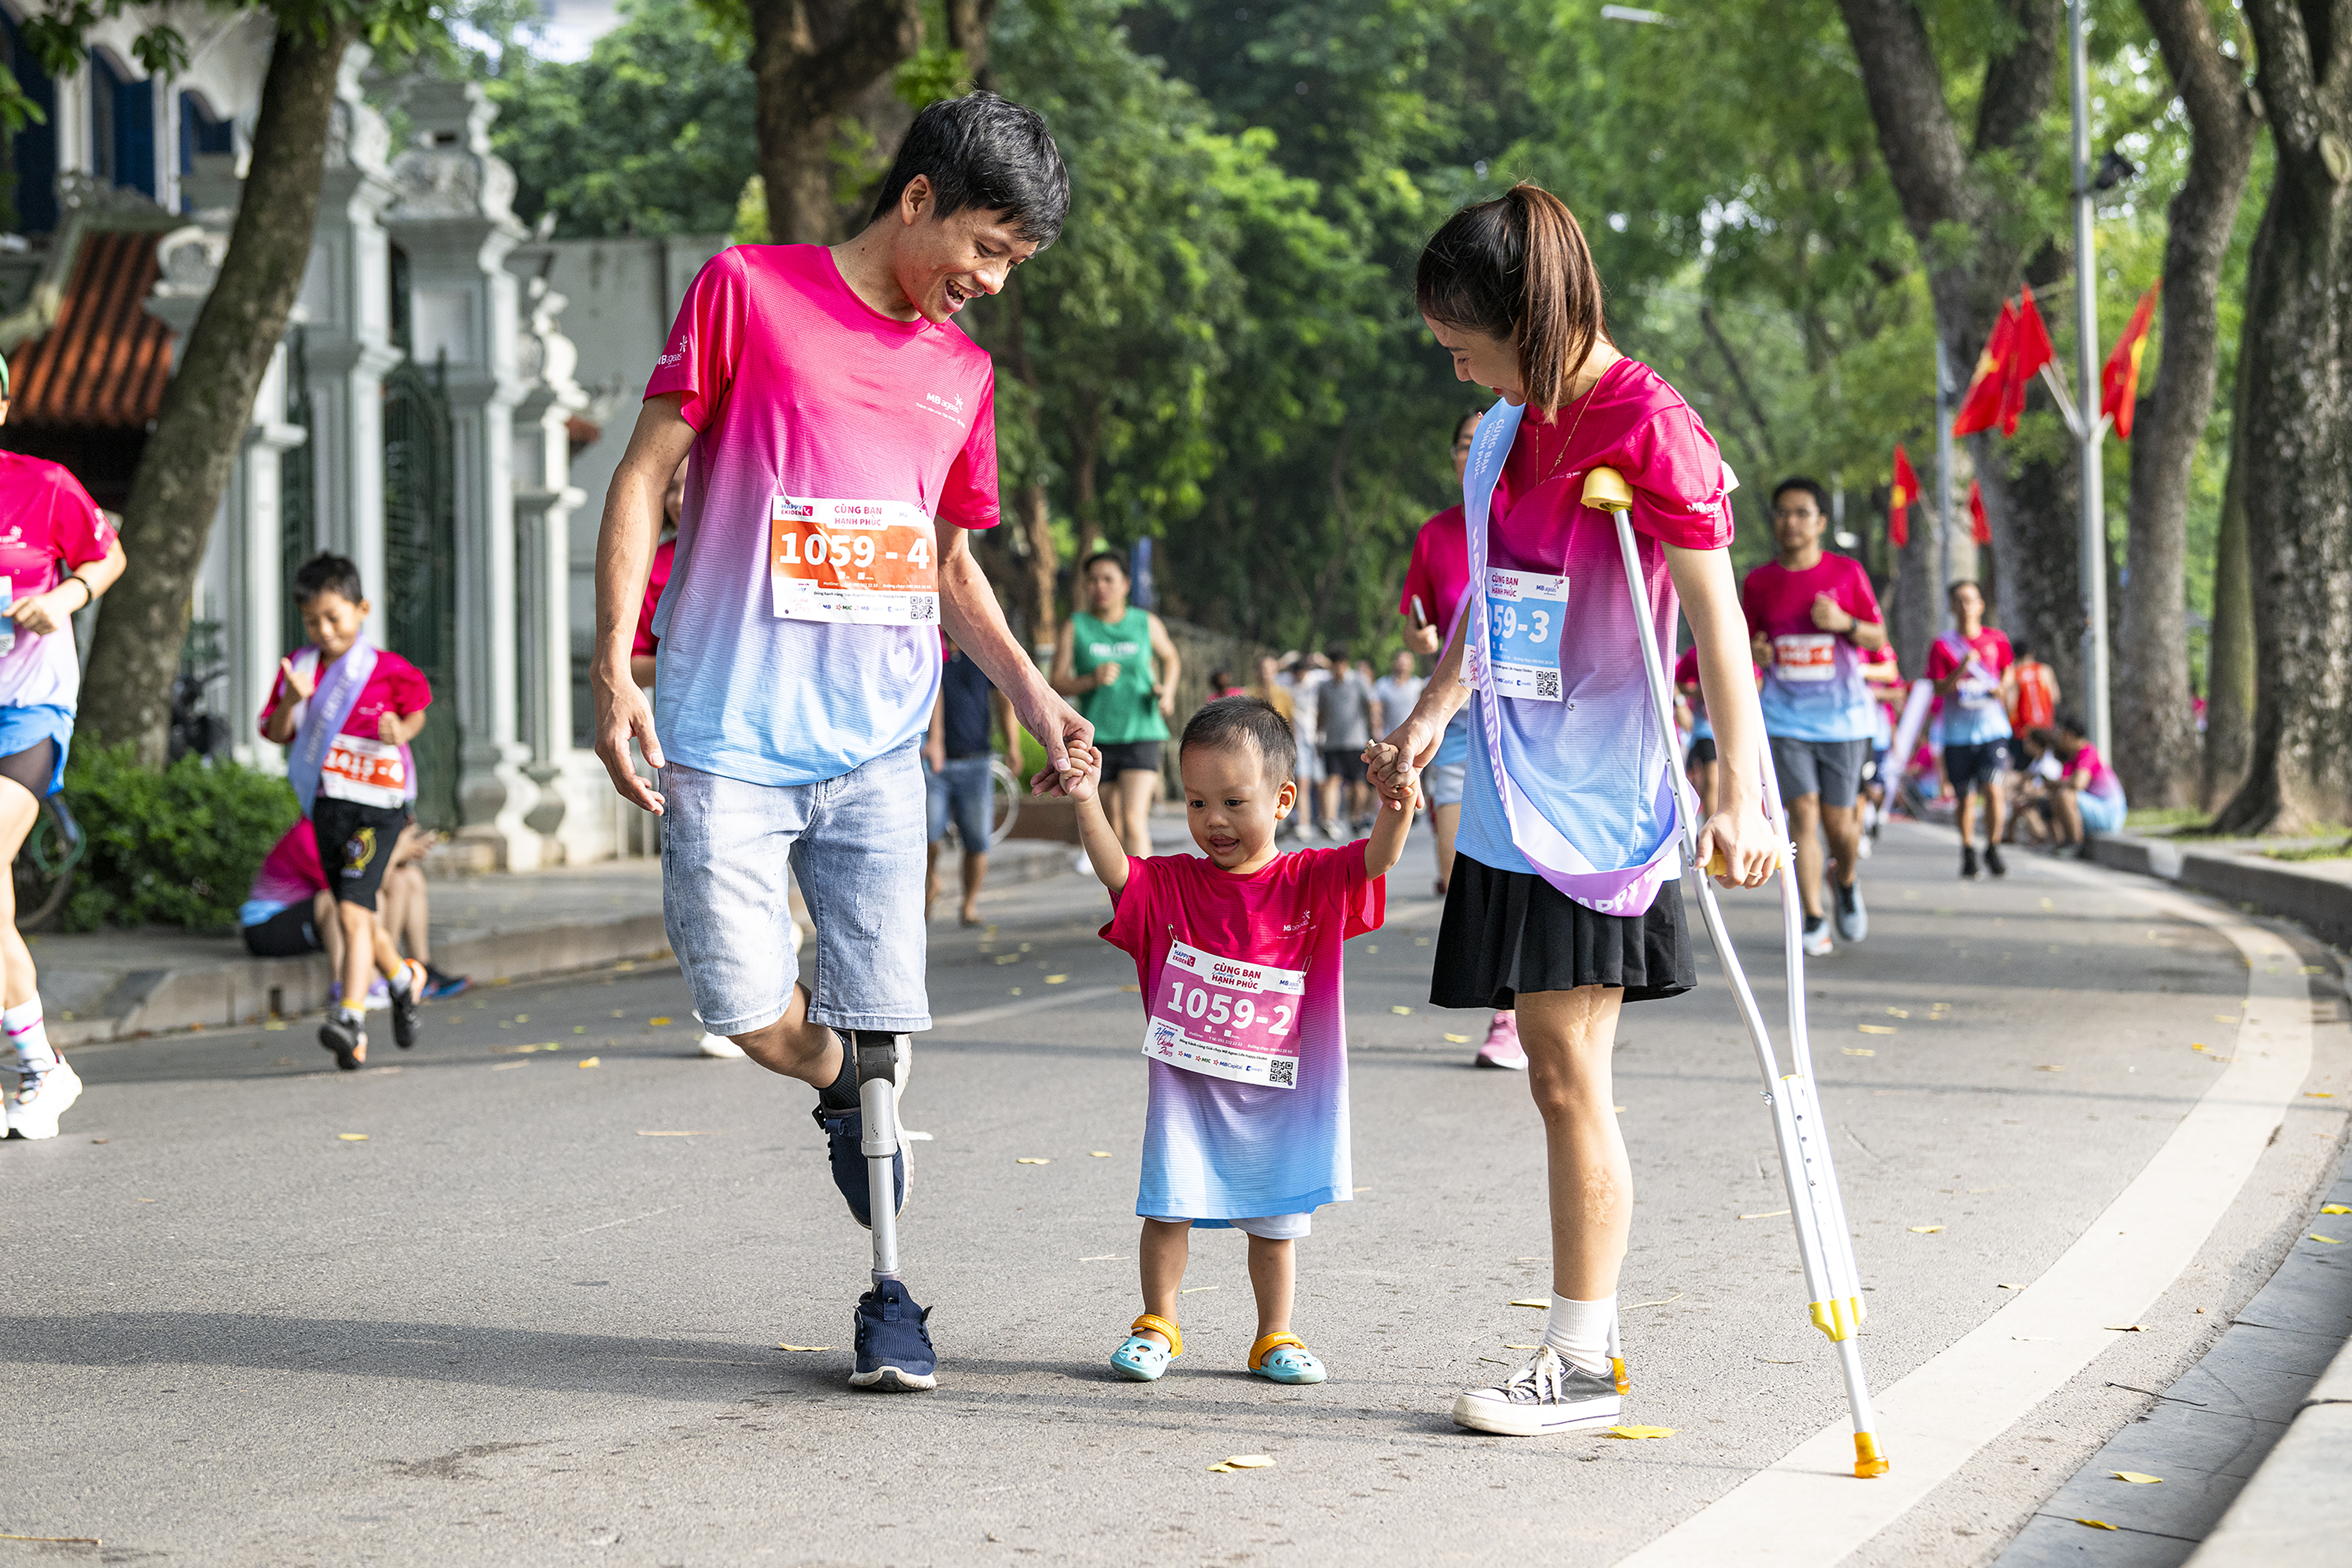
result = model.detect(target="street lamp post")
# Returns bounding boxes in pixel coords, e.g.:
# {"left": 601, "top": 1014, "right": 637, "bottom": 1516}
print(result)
{"left": 2067, "top": 0, "right": 2111, "bottom": 755}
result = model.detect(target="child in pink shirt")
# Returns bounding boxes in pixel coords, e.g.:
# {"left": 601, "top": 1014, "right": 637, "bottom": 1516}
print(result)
{"left": 1072, "top": 696, "right": 1414, "bottom": 1387}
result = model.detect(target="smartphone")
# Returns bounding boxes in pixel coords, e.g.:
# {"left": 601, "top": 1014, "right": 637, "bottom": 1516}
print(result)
{"left": 1411, "top": 594, "right": 1428, "bottom": 628}
{"left": 0, "top": 577, "right": 15, "bottom": 658}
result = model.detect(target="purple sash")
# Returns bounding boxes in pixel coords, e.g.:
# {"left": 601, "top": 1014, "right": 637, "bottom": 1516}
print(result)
{"left": 287, "top": 641, "right": 378, "bottom": 817}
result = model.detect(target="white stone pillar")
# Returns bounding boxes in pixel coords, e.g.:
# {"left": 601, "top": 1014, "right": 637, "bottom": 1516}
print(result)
{"left": 385, "top": 77, "right": 533, "bottom": 867}
{"left": 300, "top": 46, "right": 400, "bottom": 646}
{"left": 507, "top": 256, "right": 588, "bottom": 851}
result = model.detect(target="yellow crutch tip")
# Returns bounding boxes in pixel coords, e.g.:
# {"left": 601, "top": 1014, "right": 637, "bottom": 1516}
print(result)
{"left": 1853, "top": 1433, "right": 1889, "bottom": 1478}
{"left": 1582, "top": 465, "right": 1634, "bottom": 513}
{"left": 1610, "top": 1356, "right": 1630, "bottom": 1396}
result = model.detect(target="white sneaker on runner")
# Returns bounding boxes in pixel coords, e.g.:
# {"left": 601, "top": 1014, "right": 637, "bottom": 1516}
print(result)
{"left": 1452, "top": 1346, "right": 1622, "bottom": 1436}
{"left": 7, "top": 1056, "right": 82, "bottom": 1140}
{"left": 1802, "top": 919, "right": 1834, "bottom": 958}
{"left": 698, "top": 1032, "right": 746, "bottom": 1058}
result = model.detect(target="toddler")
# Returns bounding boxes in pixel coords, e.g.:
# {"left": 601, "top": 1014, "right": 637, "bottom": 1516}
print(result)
{"left": 1068, "top": 695, "right": 1413, "bottom": 1385}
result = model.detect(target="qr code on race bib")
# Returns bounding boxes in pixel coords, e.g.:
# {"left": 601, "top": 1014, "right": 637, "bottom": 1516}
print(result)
{"left": 910, "top": 598, "right": 937, "bottom": 621}
{"left": 1267, "top": 1058, "right": 1296, "bottom": 1087}
{"left": 1535, "top": 669, "right": 1560, "bottom": 699}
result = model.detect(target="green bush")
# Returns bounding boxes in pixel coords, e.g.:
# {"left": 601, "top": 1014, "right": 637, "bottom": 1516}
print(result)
{"left": 59, "top": 741, "right": 299, "bottom": 933}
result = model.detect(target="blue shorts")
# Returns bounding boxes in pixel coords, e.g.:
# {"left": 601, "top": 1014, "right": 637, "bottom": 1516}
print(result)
{"left": 2077, "top": 790, "right": 2126, "bottom": 837}
{"left": 926, "top": 754, "right": 993, "bottom": 849}
{"left": 0, "top": 703, "right": 73, "bottom": 796}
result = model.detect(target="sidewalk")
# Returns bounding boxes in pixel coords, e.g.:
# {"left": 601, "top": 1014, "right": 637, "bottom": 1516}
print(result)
{"left": 2088, "top": 830, "right": 2352, "bottom": 948}
{"left": 34, "top": 838, "right": 1073, "bottom": 1046}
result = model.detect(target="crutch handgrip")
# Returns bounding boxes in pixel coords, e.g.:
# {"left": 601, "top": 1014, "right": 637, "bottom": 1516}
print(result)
{"left": 1582, "top": 465, "right": 1634, "bottom": 513}
{"left": 1702, "top": 840, "right": 1791, "bottom": 880}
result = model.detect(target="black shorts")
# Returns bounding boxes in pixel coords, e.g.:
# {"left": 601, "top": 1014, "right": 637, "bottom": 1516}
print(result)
{"left": 1098, "top": 740, "right": 1163, "bottom": 777}
{"left": 1686, "top": 735, "right": 1717, "bottom": 767}
{"left": 312, "top": 797, "right": 411, "bottom": 912}
{"left": 241, "top": 901, "right": 324, "bottom": 958}
{"left": 1432, "top": 855, "right": 1696, "bottom": 1007}
{"left": 1320, "top": 747, "right": 1368, "bottom": 785}
{"left": 1944, "top": 739, "right": 2011, "bottom": 796}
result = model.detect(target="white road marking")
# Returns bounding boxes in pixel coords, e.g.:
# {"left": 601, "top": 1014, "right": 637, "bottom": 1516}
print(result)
{"left": 929, "top": 984, "right": 1123, "bottom": 1030}
{"left": 1619, "top": 836, "right": 2318, "bottom": 1567}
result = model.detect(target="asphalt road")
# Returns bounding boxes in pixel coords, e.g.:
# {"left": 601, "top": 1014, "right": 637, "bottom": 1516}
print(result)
{"left": 6, "top": 818, "right": 2346, "bottom": 1567}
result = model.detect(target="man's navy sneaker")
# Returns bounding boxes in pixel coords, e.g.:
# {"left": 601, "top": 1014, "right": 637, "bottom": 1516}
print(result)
{"left": 812, "top": 1104, "right": 907, "bottom": 1229}
{"left": 850, "top": 1278, "right": 936, "bottom": 1390}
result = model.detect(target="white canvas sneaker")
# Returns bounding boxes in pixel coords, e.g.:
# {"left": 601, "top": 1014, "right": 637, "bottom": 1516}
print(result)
{"left": 1452, "top": 1345, "right": 1622, "bottom": 1436}
{"left": 7, "top": 1056, "right": 82, "bottom": 1140}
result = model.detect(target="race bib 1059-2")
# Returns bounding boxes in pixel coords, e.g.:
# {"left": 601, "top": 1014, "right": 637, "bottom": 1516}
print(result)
{"left": 1143, "top": 938, "right": 1305, "bottom": 1089}
{"left": 769, "top": 496, "right": 939, "bottom": 625}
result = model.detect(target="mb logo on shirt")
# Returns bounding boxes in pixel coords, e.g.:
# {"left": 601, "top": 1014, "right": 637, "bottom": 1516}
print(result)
{"left": 919, "top": 391, "right": 967, "bottom": 425}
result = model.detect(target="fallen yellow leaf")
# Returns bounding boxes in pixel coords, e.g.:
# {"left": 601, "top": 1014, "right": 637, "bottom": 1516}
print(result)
{"left": 2308, "top": 1092, "right": 2337, "bottom": 1099}
{"left": 1205, "top": 1463, "right": 1235, "bottom": 1473}
{"left": 1845, "top": 1048, "right": 1876, "bottom": 1057}
{"left": 1044, "top": 975, "right": 1067, "bottom": 985}
{"left": 2112, "top": 1472, "right": 2161, "bottom": 1484}
{"left": 337, "top": 1133, "right": 369, "bottom": 1141}
{"left": 648, "top": 1016, "right": 672, "bottom": 1026}
{"left": 1119, "top": 983, "right": 1140, "bottom": 993}
{"left": 2214, "top": 1014, "right": 2236, "bottom": 1022}
{"left": 264, "top": 1020, "right": 287, "bottom": 1030}
{"left": 1180, "top": 1284, "right": 1220, "bottom": 1294}
{"left": 1909, "top": 1224, "right": 1944, "bottom": 1233}
{"left": 1607, "top": 1425, "right": 1675, "bottom": 1440}
{"left": 2322, "top": 1204, "right": 2350, "bottom": 1215}
{"left": 578, "top": 1057, "right": 600, "bottom": 1068}
{"left": 1223, "top": 1455, "right": 1275, "bottom": 1469}
{"left": 1391, "top": 1005, "right": 1414, "bottom": 1015}
{"left": 1858, "top": 1024, "right": 1896, "bottom": 1035}
{"left": 1016, "top": 1157, "right": 1051, "bottom": 1165}
{"left": 2076, "top": 1519, "right": 2117, "bottom": 1531}
{"left": 1509, "top": 1298, "right": 1549, "bottom": 1308}
{"left": 1445, "top": 1033, "right": 1472, "bottom": 1043}
{"left": 777, "top": 1344, "right": 831, "bottom": 1353}
{"left": 1090, "top": 1150, "right": 1111, "bottom": 1158}
{"left": 1885, "top": 1007, "right": 1909, "bottom": 1017}
{"left": 2312, "top": 1234, "right": 2345, "bottom": 1245}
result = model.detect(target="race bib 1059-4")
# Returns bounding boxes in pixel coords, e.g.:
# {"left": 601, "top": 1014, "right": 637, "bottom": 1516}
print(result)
{"left": 769, "top": 496, "right": 939, "bottom": 626}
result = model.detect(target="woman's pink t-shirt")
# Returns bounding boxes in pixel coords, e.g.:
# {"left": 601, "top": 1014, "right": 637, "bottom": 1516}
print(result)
{"left": 0, "top": 451, "right": 115, "bottom": 711}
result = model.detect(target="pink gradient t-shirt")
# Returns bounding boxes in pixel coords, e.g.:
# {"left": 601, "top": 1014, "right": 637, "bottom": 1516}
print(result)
{"left": 1103, "top": 846, "right": 1382, "bottom": 1223}
{"left": 0, "top": 452, "right": 115, "bottom": 711}
{"left": 1740, "top": 553, "right": 1884, "bottom": 742}
{"left": 644, "top": 244, "right": 1000, "bottom": 786}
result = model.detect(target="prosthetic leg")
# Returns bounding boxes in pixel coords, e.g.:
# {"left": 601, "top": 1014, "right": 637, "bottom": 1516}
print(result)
{"left": 846, "top": 1029, "right": 936, "bottom": 1390}
{"left": 1586, "top": 466, "right": 1889, "bottom": 1479}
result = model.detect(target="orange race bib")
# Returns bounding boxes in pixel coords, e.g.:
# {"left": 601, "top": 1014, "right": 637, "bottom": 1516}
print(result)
{"left": 769, "top": 496, "right": 939, "bottom": 626}
{"left": 1773, "top": 632, "right": 1837, "bottom": 683}
{"left": 320, "top": 735, "right": 408, "bottom": 808}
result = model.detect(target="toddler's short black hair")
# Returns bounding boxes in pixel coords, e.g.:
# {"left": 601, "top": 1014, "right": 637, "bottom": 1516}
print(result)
{"left": 1180, "top": 696, "right": 1297, "bottom": 786}
{"left": 291, "top": 552, "right": 364, "bottom": 607}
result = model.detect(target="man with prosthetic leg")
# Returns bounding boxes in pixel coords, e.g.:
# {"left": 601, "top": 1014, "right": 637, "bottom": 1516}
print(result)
{"left": 591, "top": 94, "right": 1086, "bottom": 1391}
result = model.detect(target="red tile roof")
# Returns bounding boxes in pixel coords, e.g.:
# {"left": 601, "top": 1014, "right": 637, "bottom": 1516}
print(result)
{"left": 6, "top": 230, "right": 175, "bottom": 429}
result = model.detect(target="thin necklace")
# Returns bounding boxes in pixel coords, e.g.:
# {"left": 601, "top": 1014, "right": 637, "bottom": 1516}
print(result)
{"left": 1540, "top": 357, "right": 1613, "bottom": 491}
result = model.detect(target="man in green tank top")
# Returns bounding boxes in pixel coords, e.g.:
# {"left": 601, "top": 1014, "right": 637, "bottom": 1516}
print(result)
{"left": 1052, "top": 551, "right": 1181, "bottom": 859}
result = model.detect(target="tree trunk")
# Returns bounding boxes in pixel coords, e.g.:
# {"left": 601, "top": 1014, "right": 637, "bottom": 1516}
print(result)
{"left": 944, "top": 0, "right": 997, "bottom": 90}
{"left": 1891, "top": 488, "right": 1936, "bottom": 679}
{"left": 76, "top": 22, "right": 360, "bottom": 764}
{"left": 2114, "top": 0, "right": 2261, "bottom": 809}
{"left": 2215, "top": 0, "right": 2352, "bottom": 835}
{"left": 1835, "top": 0, "right": 2087, "bottom": 693}
{"left": 747, "top": 0, "right": 924, "bottom": 244}
{"left": 2200, "top": 367, "right": 2254, "bottom": 809}
{"left": 1017, "top": 480, "right": 1057, "bottom": 653}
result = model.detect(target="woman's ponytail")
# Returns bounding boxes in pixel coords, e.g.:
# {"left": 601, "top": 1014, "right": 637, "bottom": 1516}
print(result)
{"left": 1416, "top": 182, "right": 1607, "bottom": 415}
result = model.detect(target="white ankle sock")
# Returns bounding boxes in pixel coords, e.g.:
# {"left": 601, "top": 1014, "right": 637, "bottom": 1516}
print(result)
{"left": 1541, "top": 1293, "right": 1615, "bottom": 1377}
{"left": 337, "top": 1005, "right": 365, "bottom": 1027}
{"left": 390, "top": 962, "right": 417, "bottom": 998}
{"left": 5, "top": 996, "right": 56, "bottom": 1071}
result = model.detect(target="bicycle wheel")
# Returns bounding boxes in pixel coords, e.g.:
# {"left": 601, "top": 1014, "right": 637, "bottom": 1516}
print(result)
{"left": 987, "top": 758, "right": 1022, "bottom": 847}
{"left": 13, "top": 795, "right": 83, "bottom": 933}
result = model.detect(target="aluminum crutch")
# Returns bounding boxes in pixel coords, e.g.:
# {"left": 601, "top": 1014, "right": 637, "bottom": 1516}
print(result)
{"left": 1585, "top": 465, "right": 1889, "bottom": 1479}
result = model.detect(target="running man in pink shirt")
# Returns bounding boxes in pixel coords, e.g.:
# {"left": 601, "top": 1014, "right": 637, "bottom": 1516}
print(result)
{"left": 590, "top": 94, "right": 1091, "bottom": 1393}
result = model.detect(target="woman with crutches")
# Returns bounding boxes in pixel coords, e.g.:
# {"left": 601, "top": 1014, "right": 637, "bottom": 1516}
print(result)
{"left": 1370, "top": 185, "right": 1778, "bottom": 1436}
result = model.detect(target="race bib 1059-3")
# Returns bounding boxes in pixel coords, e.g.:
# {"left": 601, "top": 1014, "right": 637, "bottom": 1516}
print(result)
{"left": 769, "top": 496, "right": 939, "bottom": 625}
{"left": 1143, "top": 938, "right": 1305, "bottom": 1089}
{"left": 1487, "top": 567, "right": 1569, "bottom": 702}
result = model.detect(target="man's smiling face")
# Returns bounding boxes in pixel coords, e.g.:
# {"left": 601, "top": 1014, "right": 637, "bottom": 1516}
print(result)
{"left": 888, "top": 175, "right": 1040, "bottom": 324}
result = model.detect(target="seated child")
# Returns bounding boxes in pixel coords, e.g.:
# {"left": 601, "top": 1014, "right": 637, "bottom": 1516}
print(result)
{"left": 1069, "top": 695, "right": 1415, "bottom": 1386}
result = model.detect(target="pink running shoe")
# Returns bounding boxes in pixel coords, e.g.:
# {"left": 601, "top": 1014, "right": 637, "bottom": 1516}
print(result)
{"left": 1475, "top": 1011, "right": 1527, "bottom": 1071}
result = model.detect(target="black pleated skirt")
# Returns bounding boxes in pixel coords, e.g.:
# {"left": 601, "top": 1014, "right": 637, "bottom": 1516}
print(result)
{"left": 1431, "top": 854, "right": 1695, "bottom": 1008}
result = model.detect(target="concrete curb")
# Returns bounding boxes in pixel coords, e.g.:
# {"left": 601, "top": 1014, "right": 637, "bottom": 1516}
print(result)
{"left": 47, "top": 840, "right": 1075, "bottom": 1047}
{"left": 2089, "top": 834, "right": 2352, "bottom": 948}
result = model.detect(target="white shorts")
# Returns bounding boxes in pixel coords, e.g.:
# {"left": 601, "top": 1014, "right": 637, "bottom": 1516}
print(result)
{"left": 1147, "top": 1212, "right": 1312, "bottom": 1240}
{"left": 1425, "top": 762, "right": 1467, "bottom": 809}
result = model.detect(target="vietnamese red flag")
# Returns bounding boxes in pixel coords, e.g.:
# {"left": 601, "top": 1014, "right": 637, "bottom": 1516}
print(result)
{"left": 1951, "top": 302, "right": 2017, "bottom": 437}
{"left": 2000, "top": 285, "right": 2057, "bottom": 436}
{"left": 1889, "top": 443, "right": 1920, "bottom": 548}
{"left": 2101, "top": 280, "right": 2160, "bottom": 440}
{"left": 1968, "top": 478, "right": 1991, "bottom": 544}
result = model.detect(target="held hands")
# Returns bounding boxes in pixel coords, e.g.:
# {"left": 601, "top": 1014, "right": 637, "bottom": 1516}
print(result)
{"left": 1015, "top": 686, "right": 1093, "bottom": 798}
{"left": 1053, "top": 742, "right": 1104, "bottom": 803}
{"left": 1364, "top": 718, "right": 1433, "bottom": 809}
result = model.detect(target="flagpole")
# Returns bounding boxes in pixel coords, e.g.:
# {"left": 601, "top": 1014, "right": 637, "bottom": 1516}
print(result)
{"left": 1934, "top": 338, "right": 1953, "bottom": 632}
{"left": 2068, "top": 0, "right": 2111, "bottom": 756}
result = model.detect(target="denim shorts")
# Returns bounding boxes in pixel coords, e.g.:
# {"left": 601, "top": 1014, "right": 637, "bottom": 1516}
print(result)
{"left": 660, "top": 747, "right": 929, "bottom": 1037}
{"left": 1424, "top": 761, "right": 1467, "bottom": 808}
{"left": 926, "top": 754, "right": 994, "bottom": 849}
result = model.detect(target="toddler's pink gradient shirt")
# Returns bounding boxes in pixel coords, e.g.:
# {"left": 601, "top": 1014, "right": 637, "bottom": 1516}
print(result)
{"left": 644, "top": 244, "right": 999, "bottom": 786}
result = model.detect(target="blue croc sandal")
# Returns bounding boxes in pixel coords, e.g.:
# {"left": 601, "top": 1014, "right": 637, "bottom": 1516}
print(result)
{"left": 1249, "top": 1332, "right": 1327, "bottom": 1385}
{"left": 1111, "top": 1313, "right": 1181, "bottom": 1382}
